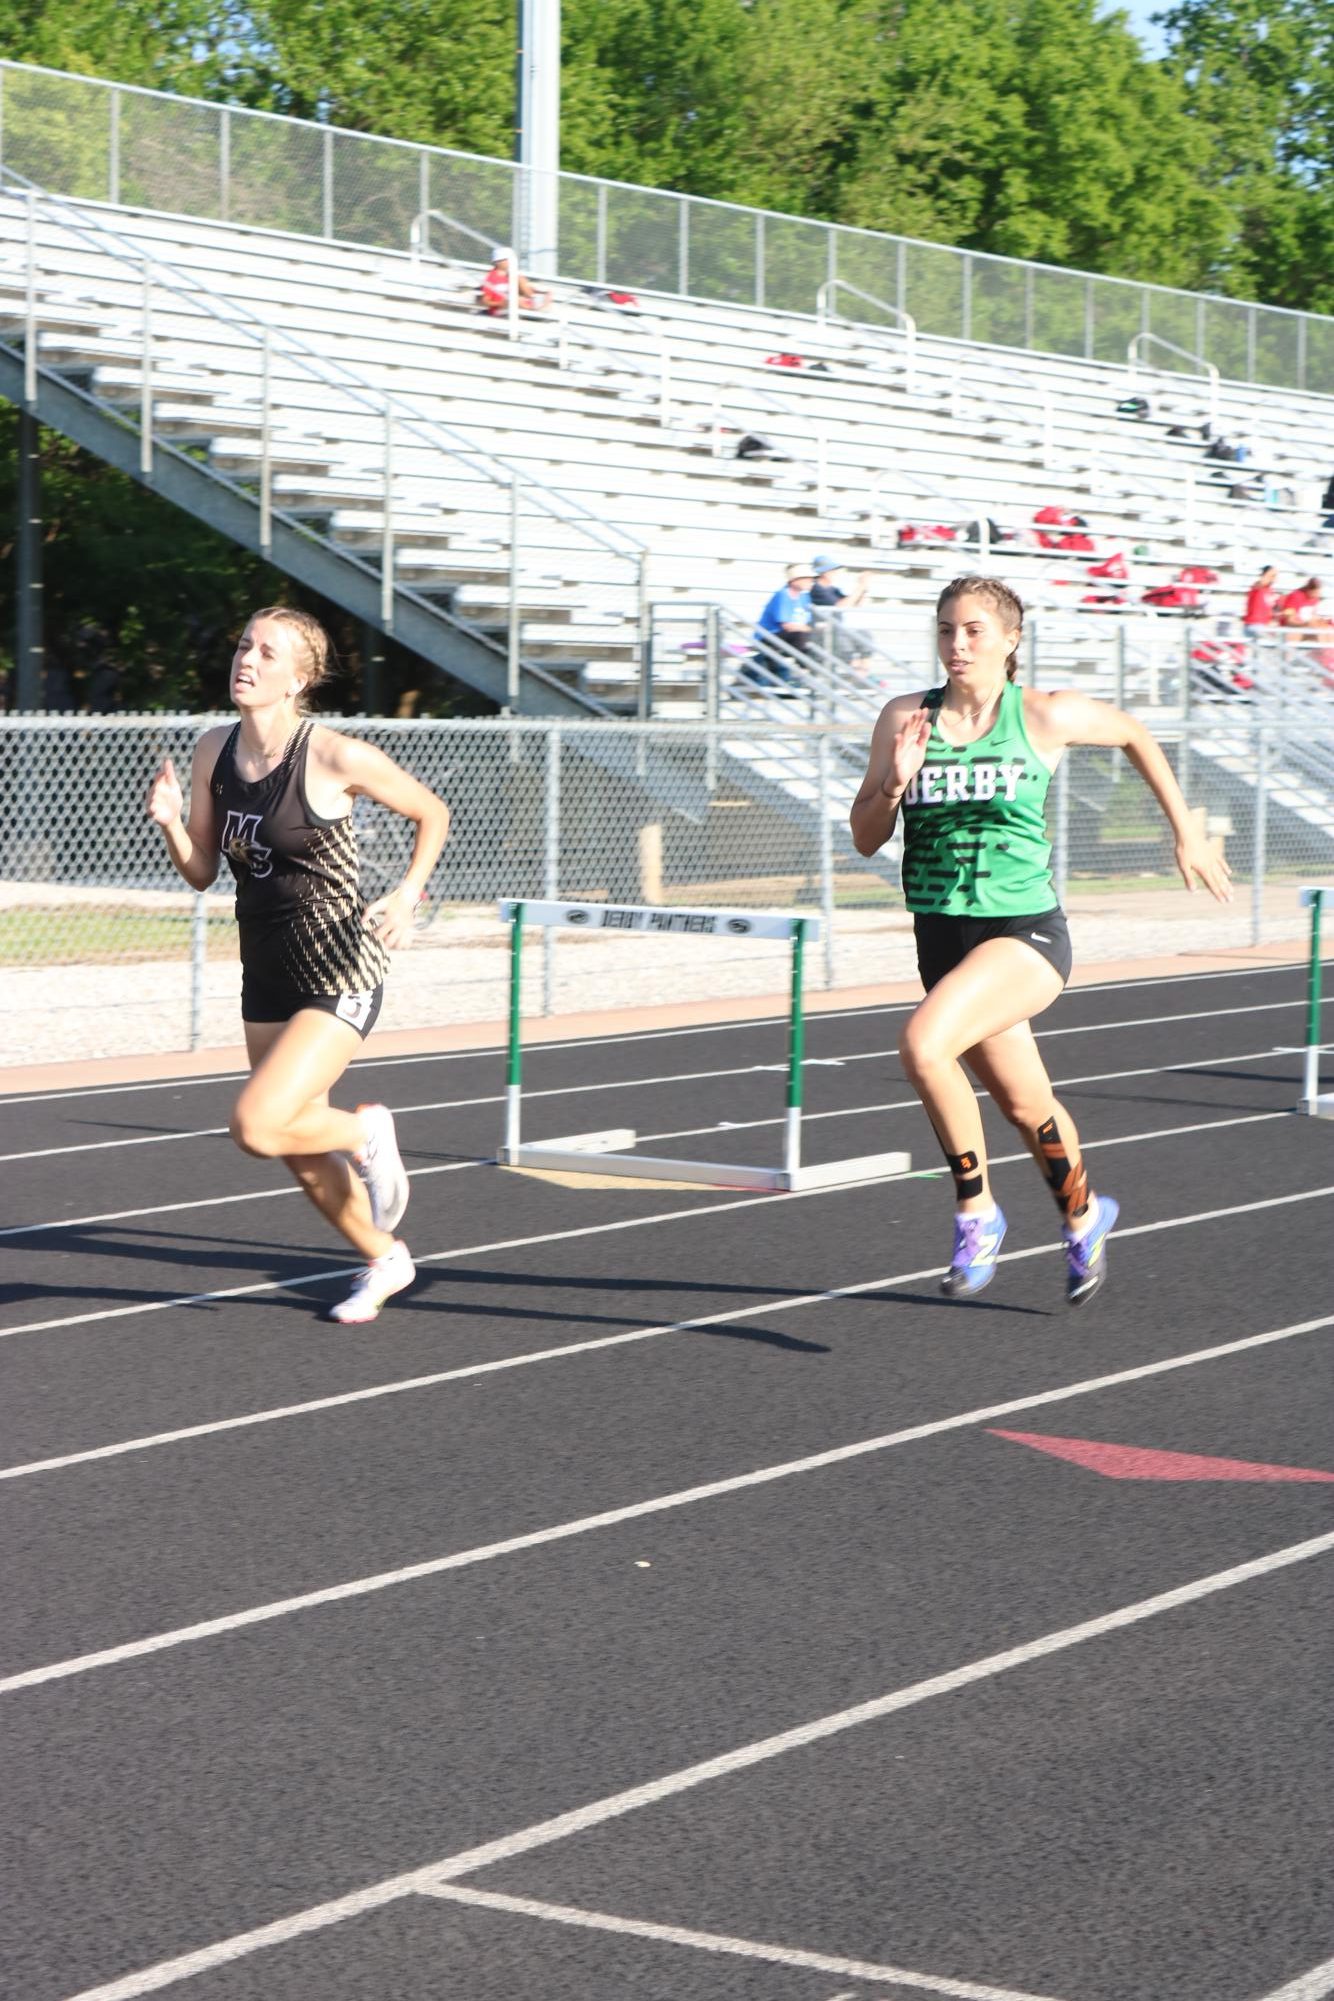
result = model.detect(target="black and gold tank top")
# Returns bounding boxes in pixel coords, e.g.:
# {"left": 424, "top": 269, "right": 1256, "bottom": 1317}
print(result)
{"left": 210, "top": 720, "right": 390, "bottom": 994}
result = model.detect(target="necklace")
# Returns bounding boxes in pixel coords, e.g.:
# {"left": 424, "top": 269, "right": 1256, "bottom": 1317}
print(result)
{"left": 945, "top": 687, "right": 1004, "bottom": 723}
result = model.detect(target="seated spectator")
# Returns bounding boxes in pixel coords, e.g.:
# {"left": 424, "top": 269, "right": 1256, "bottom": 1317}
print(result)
{"left": 749, "top": 561, "right": 816, "bottom": 690}
{"left": 1279, "top": 577, "right": 1324, "bottom": 629}
{"left": 477, "top": 248, "right": 552, "bottom": 317}
{"left": 1243, "top": 566, "right": 1279, "bottom": 633}
{"left": 809, "top": 555, "right": 875, "bottom": 674}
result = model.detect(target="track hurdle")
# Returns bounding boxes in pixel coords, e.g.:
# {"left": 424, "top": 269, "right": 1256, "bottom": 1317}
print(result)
{"left": 496, "top": 898, "right": 912, "bottom": 1191}
{"left": 1298, "top": 886, "right": 1334, "bottom": 1119}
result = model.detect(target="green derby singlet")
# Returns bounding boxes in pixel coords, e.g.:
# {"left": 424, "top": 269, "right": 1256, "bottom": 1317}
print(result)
{"left": 899, "top": 681, "right": 1057, "bottom": 917}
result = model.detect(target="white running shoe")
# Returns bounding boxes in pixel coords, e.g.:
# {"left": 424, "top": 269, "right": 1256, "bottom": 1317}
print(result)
{"left": 353, "top": 1102, "right": 410, "bottom": 1232}
{"left": 326, "top": 1240, "right": 416, "bottom": 1324}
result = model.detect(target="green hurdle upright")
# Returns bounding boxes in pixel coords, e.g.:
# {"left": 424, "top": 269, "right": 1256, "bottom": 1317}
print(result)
{"left": 496, "top": 898, "right": 912, "bottom": 1192}
{"left": 1298, "top": 886, "right": 1333, "bottom": 1119}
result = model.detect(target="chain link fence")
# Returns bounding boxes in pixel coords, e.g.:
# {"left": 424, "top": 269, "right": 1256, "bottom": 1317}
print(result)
{"left": 2, "top": 714, "right": 1330, "bottom": 1070}
{"left": 2, "top": 58, "right": 1332, "bottom": 397}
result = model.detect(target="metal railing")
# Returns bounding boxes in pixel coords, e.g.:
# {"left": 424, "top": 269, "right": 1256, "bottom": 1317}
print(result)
{"left": 3, "top": 711, "right": 1329, "bottom": 1067}
{"left": 3, "top": 58, "right": 1333, "bottom": 400}
{"left": 1127, "top": 332, "right": 1221, "bottom": 433}
{"left": 0, "top": 170, "right": 653, "bottom": 707}
{"left": 816, "top": 279, "right": 916, "bottom": 391}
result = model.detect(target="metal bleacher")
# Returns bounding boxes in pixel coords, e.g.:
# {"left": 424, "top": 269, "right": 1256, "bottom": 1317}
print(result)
{"left": 3, "top": 78, "right": 1333, "bottom": 869}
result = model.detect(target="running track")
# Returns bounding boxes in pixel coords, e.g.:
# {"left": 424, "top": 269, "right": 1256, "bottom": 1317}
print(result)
{"left": 1, "top": 960, "right": 1332, "bottom": 2001}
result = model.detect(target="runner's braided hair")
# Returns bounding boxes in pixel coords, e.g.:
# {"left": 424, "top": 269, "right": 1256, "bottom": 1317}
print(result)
{"left": 936, "top": 576, "right": 1025, "bottom": 681}
{"left": 246, "top": 606, "right": 335, "bottom": 712}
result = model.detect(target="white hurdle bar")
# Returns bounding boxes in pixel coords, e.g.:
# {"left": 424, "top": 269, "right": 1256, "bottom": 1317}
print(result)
{"left": 496, "top": 898, "right": 912, "bottom": 1192}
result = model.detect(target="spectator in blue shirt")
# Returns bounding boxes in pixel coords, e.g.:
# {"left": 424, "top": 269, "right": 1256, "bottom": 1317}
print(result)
{"left": 750, "top": 561, "right": 815, "bottom": 688}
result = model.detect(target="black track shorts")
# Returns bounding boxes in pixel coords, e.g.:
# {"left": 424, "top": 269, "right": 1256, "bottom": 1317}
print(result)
{"left": 241, "top": 973, "right": 385, "bottom": 1040}
{"left": 913, "top": 908, "right": 1073, "bottom": 993}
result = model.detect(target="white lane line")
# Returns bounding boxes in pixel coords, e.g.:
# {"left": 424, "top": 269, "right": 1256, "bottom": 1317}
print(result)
{"left": 1253, "top": 1957, "right": 1334, "bottom": 2001}
{"left": 422, "top": 1883, "right": 1062, "bottom": 2001}
{"left": 52, "top": 1527, "right": 1334, "bottom": 2001}
{"left": 4, "top": 996, "right": 1321, "bottom": 1164}
{"left": 0, "top": 1030, "right": 1303, "bottom": 1236}
{"left": 0, "top": 960, "right": 1304, "bottom": 1110}
{"left": 4, "top": 1282, "right": 1331, "bottom": 1695}
{"left": 0, "top": 1110, "right": 1292, "bottom": 1484}
{"left": 0, "top": 1126, "right": 227, "bottom": 1163}
{"left": 0, "top": 1073, "right": 1324, "bottom": 1345}
{"left": 0, "top": 1157, "right": 486, "bottom": 1241}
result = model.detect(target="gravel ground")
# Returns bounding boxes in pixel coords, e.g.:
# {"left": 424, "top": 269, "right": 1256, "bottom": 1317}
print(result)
{"left": 3, "top": 883, "right": 1322, "bottom": 1070}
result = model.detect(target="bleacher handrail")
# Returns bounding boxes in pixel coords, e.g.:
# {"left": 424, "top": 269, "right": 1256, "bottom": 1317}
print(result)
{"left": 816, "top": 280, "right": 916, "bottom": 391}
{"left": 409, "top": 206, "right": 496, "bottom": 263}
{"left": 1127, "top": 333, "right": 1220, "bottom": 432}
{"left": 0, "top": 169, "right": 645, "bottom": 571}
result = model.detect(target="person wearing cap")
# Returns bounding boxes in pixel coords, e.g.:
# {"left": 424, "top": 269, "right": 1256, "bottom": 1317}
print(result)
{"left": 478, "top": 247, "right": 552, "bottom": 317}
{"left": 809, "top": 554, "right": 875, "bottom": 676}
{"left": 749, "top": 561, "right": 815, "bottom": 691}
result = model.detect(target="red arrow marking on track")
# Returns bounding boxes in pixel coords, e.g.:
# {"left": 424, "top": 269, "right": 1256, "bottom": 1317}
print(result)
{"left": 988, "top": 1430, "right": 1334, "bottom": 1483}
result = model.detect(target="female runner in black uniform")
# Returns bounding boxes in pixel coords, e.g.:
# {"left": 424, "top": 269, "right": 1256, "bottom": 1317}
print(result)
{"left": 147, "top": 608, "right": 451, "bottom": 1323}
{"left": 851, "top": 576, "right": 1232, "bottom": 1305}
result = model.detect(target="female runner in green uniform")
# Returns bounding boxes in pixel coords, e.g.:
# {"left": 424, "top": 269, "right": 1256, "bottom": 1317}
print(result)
{"left": 851, "top": 576, "right": 1233, "bottom": 1304}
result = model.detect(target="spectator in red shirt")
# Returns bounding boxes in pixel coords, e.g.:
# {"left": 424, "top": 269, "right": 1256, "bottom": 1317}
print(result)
{"left": 1279, "top": 578, "right": 1323, "bottom": 628}
{"left": 477, "top": 248, "right": 552, "bottom": 317}
{"left": 1243, "top": 566, "right": 1279, "bottom": 631}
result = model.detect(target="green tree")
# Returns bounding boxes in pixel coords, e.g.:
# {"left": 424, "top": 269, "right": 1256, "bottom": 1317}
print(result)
{"left": 1160, "top": 0, "right": 1334, "bottom": 310}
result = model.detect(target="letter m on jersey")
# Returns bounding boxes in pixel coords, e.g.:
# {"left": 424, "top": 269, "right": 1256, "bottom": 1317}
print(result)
{"left": 221, "top": 809, "right": 273, "bottom": 878}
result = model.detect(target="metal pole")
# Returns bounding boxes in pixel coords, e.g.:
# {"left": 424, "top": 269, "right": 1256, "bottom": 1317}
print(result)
{"left": 507, "top": 473, "right": 521, "bottom": 711}
{"left": 1303, "top": 889, "right": 1324, "bottom": 1111}
{"left": 502, "top": 901, "right": 525, "bottom": 1160}
{"left": 259, "top": 332, "right": 272, "bottom": 554}
{"left": 189, "top": 892, "right": 207, "bottom": 1050}
{"left": 678, "top": 196, "right": 688, "bottom": 295}
{"left": 380, "top": 407, "right": 394, "bottom": 630}
{"left": 109, "top": 89, "right": 120, "bottom": 206}
{"left": 1112, "top": 625, "right": 1126, "bottom": 782}
{"left": 636, "top": 554, "right": 652, "bottom": 721}
{"left": 705, "top": 605, "right": 720, "bottom": 793}
{"left": 24, "top": 188, "right": 37, "bottom": 408}
{"left": 322, "top": 126, "right": 334, "bottom": 239}
{"left": 660, "top": 344, "right": 671, "bottom": 430}
{"left": 15, "top": 406, "right": 43, "bottom": 709}
{"left": 595, "top": 182, "right": 607, "bottom": 284}
{"left": 542, "top": 728, "right": 560, "bottom": 1016}
{"left": 816, "top": 427, "right": 827, "bottom": 516}
{"left": 220, "top": 106, "right": 231, "bottom": 220}
{"left": 1179, "top": 626, "right": 1192, "bottom": 808}
{"left": 1251, "top": 728, "right": 1267, "bottom": 948}
{"left": 783, "top": 918, "right": 808, "bottom": 1181}
{"left": 140, "top": 270, "right": 153, "bottom": 477}
{"left": 1053, "top": 753, "right": 1069, "bottom": 906}
{"left": 817, "top": 736, "right": 835, "bottom": 989}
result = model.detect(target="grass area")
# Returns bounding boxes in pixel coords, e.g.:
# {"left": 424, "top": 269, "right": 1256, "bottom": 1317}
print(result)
{"left": 0, "top": 908, "right": 237, "bottom": 966}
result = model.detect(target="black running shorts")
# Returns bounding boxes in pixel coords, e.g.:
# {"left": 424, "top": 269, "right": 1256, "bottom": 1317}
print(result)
{"left": 241, "top": 973, "right": 384, "bottom": 1040}
{"left": 913, "top": 908, "right": 1073, "bottom": 993}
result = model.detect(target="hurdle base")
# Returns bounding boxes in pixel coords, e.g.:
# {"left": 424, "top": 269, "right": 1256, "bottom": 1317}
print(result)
{"left": 501, "top": 1128, "right": 911, "bottom": 1192}
{"left": 1299, "top": 1094, "right": 1334, "bottom": 1120}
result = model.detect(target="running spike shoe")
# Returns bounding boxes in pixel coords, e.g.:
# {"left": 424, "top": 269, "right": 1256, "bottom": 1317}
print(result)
{"left": 1063, "top": 1193, "right": 1120, "bottom": 1307}
{"left": 940, "top": 1206, "right": 1008, "bottom": 1298}
{"left": 326, "top": 1240, "right": 416, "bottom": 1325}
{"left": 353, "top": 1102, "right": 410, "bottom": 1233}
